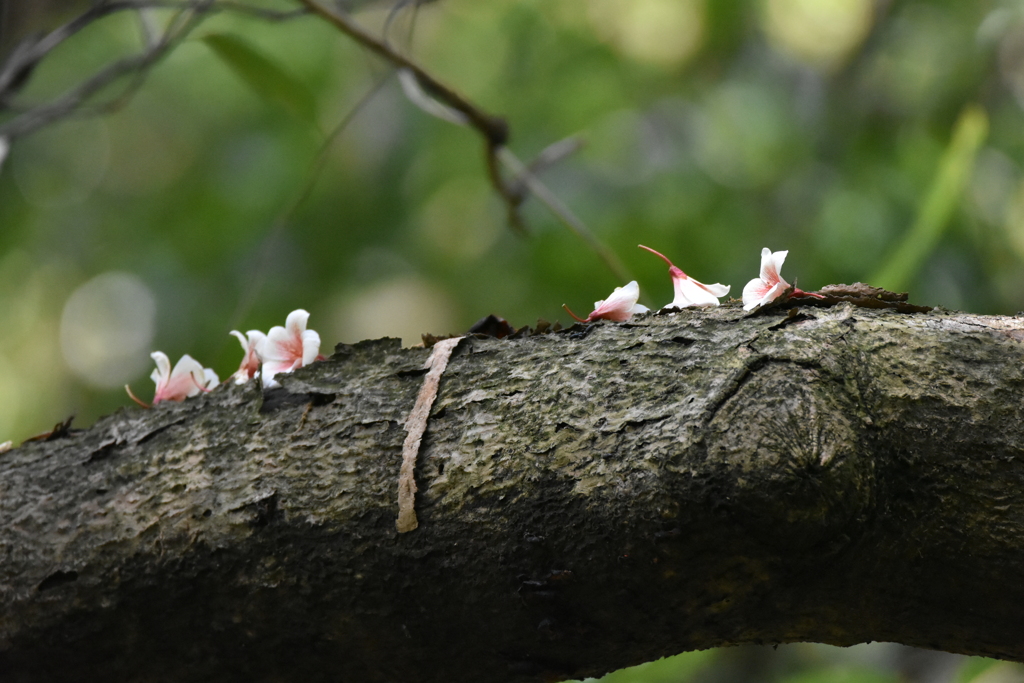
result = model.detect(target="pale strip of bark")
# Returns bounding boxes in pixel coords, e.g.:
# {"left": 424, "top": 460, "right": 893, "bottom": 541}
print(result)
{"left": 397, "top": 336, "right": 464, "bottom": 533}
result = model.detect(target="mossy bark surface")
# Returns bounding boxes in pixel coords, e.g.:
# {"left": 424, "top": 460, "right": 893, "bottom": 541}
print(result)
{"left": 3, "top": 303, "right": 1024, "bottom": 682}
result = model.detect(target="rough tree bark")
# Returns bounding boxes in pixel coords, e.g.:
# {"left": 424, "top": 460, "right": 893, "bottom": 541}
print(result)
{"left": 2, "top": 303, "right": 1024, "bottom": 683}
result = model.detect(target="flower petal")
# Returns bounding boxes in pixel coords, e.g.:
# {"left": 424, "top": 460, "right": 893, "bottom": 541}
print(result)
{"left": 760, "top": 248, "right": 789, "bottom": 287}
{"left": 149, "top": 354, "right": 218, "bottom": 404}
{"left": 150, "top": 351, "right": 171, "bottom": 387}
{"left": 590, "top": 281, "right": 642, "bottom": 321}
{"left": 743, "top": 279, "right": 784, "bottom": 311}
{"left": 300, "top": 329, "right": 321, "bottom": 365}
{"left": 230, "top": 330, "right": 248, "bottom": 352}
{"left": 260, "top": 310, "right": 321, "bottom": 385}
{"left": 230, "top": 330, "right": 266, "bottom": 384}
{"left": 174, "top": 355, "right": 209, "bottom": 397}
{"left": 696, "top": 280, "right": 731, "bottom": 298}
{"left": 262, "top": 325, "right": 301, "bottom": 364}
{"left": 672, "top": 276, "right": 727, "bottom": 307}
{"left": 285, "top": 309, "right": 310, "bottom": 336}
{"left": 742, "top": 277, "right": 771, "bottom": 309}
{"left": 261, "top": 359, "right": 295, "bottom": 385}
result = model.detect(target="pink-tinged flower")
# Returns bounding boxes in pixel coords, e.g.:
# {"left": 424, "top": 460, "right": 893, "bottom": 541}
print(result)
{"left": 742, "top": 248, "right": 790, "bottom": 311}
{"left": 639, "top": 245, "right": 730, "bottom": 308}
{"left": 229, "top": 330, "right": 266, "bottom": 384}
{"left": 742, "top": 248, "right": 824, "bottom": 311}
{"left": 563, "top": 280, "right": 650, "bottom": 323}
{"left": 126, "top": 351, "right": 219, "bottom": 407}
{"left": 261, "top": 309, "right": 321, "bottom": 387}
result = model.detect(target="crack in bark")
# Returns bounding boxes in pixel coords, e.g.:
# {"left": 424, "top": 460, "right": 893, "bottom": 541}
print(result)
{"left": 704, "top": 346, "right": 769, "bottom": 427}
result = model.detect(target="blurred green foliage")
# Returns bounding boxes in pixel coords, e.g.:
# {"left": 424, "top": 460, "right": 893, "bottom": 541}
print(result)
{"left": 5, "top": 0, "right": 1024, "bottom": 438}
{"left": 2, "top": 1, "right": 1024, "bottom": 680}
{"left": 572, "top": 644, "right": 1024, "bottom": 683}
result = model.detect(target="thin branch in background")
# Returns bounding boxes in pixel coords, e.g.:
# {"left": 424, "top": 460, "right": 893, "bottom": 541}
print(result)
{"left": 226, "top": 73, "right": 393, "bottom": 335}
{"left": 0, "top": 2, "right": 209, "bottom": 139}
{"left": 396, "top": 68, "right": 466, "bottom": 126}
{"left": 293, "top": 0, "right": 633, "bottom": 283}
{"left": 0, "top": 1, "right": 198, "bottom": 102}
{"left": 871, "top": 104, "right": 989, "bottom": 292}
{"left": 119, "top": 0, "right": 311, "bottom": 22}
{"left": 89, "top": 3, "right": 213, "bottom": 117}
{"left": 526, "top": 135, "right": 586, "bottom": 176}
{"left": 382, "top": 0, "right": 415, "bottom": 51}
{"left": 0, "top": 3, "right": 131, "bottom": 99}
{"left": 202, "top": 1, "right": 309, "bottom": 21}
{"left": 295, "top": 0, "right": 508, "bottom": 146}
{"left": 301, "top": 0, "right": 531, "bottom": 231}
{"left": 0, "top": 1, "right": 309, "bottom": 136}
{"left": 499, "top": 134, "right": 585, "bottom": 219}
{"left": 495, "top": 146, "right": 632, "bottom": 285}
{"left": 0, "top": 0, "right": 632, "bottom": 286}
{"left": 135, "top": 7, "right": 162, "bottom": 49}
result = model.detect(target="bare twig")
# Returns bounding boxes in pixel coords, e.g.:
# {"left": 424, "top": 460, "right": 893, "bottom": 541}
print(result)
{"left": 294, "top": 0, "right": 632, "bottom": 281}
{"left": 0, "top": 1, "right": 309, "bottom": 135}
{"left": 294, "top": 0, "right": 508, "bottom": 147}
{"left": 0, "top": 1, "right": 190, "bottom": 99}
{"left": 396, "top": 68, "right": 466, "bottom": 126}
{"left": 293, "top": 1, "right": 535, "bottom": 229}
{"left": 0, "top": 3, "right": 209, "bottom": 139}
{"left": 135, "top": 7, "right": 163, "bottom": 49}
{"left": 382, "top": 0, "right": 419, "bottom": 51}
{"left": 496, "top": 146, "right": 632, "bottom": 284}
{"left": 201, "top": 1, "right": 309, "bottom": 20}
{"left": 0, "top": 0, "right": 632, "bottom": 284}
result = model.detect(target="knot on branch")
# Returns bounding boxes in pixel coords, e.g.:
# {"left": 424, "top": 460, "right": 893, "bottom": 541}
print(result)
{"left": 706, "top": 364, "right": 874, "bottom": 554}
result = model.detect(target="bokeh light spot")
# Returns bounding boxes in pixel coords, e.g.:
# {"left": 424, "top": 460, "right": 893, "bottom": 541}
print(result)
{"left": 331, "top": 276, "right": 459, "bottom": 347}
{"left": 588, "top": 0, "right": 705, "bottom": 68}
{"left": 763, "top": 0, "right": 873, "bottom": 70}
{"left": 417, "top": 177, "right": 501, "bottom": 261}
{"left": 60, "top": 272, "right": 157, "bottom": 388}
{"left": 691, "top": 83, "right": 791, "bottom": 188}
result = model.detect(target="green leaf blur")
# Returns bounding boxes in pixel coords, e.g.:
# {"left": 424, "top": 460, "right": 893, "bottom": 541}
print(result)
{"left": 8, "top": 0, "right": 1024, "bottom": 441}
{"left": 202, "top": 32, "right": 320, "bottom": 130}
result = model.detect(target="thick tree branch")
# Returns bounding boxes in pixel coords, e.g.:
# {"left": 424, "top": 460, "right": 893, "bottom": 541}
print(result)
{"left": 2, "top": 304, "right": 1024, "bottom": 682}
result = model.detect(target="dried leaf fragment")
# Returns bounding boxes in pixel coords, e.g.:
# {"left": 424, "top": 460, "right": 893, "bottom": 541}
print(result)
{"left": 811, "top": 283, "right": 932, "bottom": 313}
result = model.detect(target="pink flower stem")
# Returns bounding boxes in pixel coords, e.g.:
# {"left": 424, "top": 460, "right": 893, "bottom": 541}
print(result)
{"left": 124, "top": 384, "right": 151, "bottom": 409}
{"left": 638, "top": 244, "right": 688, "bottom": 277}
{"left": 562, "top": 303, "right": 589, "bottom": 323}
